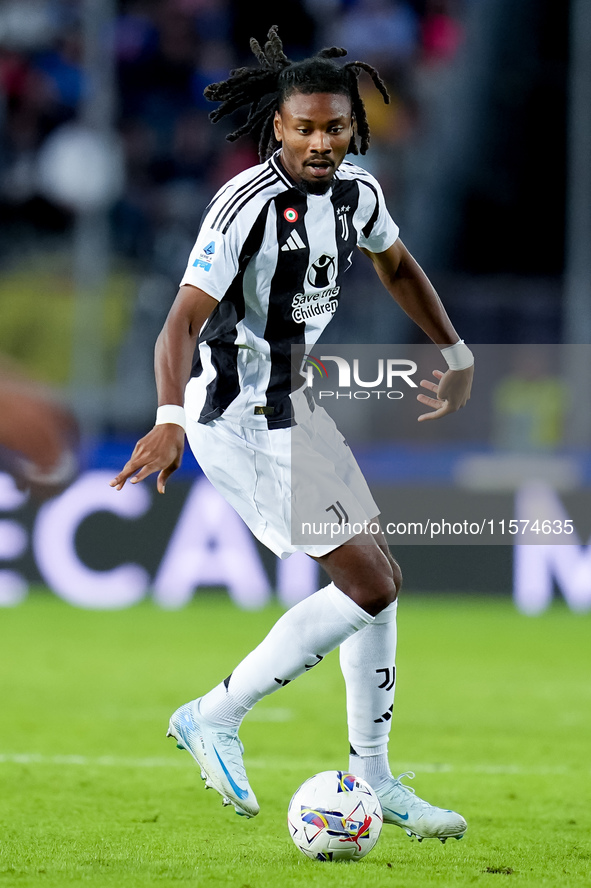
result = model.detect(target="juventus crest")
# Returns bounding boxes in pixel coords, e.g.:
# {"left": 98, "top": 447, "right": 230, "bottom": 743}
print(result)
{"left": 336, "top": 204, "right": 351, "bottom": 240}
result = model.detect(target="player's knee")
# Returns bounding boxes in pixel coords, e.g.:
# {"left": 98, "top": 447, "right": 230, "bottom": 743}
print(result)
{"left": 361, "top": 579, "right": 397, "bottom": 616}
{"left": 391, "top": 558, "right": 402, "bottom": 597}
{"left": 376, "top": 551, "right": 402, "bottom": 601}
{"left": 322, "top": 539, "right": 401, "bottom": 615}
{"left": 350, "top": 562, "right": 399, "bottom": 616}
{"left": 375, "top": 564, "right": 400, "bottom": 612}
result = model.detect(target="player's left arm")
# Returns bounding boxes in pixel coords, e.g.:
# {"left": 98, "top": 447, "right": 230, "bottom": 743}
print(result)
{"left": 362, "top": 239, "right": 474, "bottom": 422}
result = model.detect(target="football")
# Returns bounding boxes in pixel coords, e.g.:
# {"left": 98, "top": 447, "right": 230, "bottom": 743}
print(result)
{"left": 287, "top": 770, "right": 383, "bottom": 862}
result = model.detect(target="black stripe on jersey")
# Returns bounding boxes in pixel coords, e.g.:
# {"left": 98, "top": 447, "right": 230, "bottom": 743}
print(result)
{"left": 210, "top": 164, "right": 273, "bottom": 230}
{"left": 200, "top": 181, "right": 233, "bottom": 226}
{"left": 331, "top": 178, "right": 360, "bottom": 276}
{"left": 195, "top": 201, "right": 271, "bottom": 423}
{"left": 220, "top": 174, "right": 281, "bottom": 235}
{"left": 212, "top": 167, "right": 278, "bottom": 233}
{"left": 263, "top": 190, "right": 310, "bottom": 428}
{"left": 359, "top": 180, "right": 380, "bottom": 240}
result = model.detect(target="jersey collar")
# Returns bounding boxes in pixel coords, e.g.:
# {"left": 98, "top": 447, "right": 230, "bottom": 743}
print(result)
{"left": 270, "top": 150, "right": 339, "bottom": 194}
{"left": 269, "top": 151, "right": 298, "bottom": 188}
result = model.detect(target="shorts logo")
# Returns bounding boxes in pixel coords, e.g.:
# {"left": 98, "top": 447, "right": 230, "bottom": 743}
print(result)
{"left": 325, "top": 501, "right": 349, "bottom": 525}
{"left": 284, "top": 208, "right": 298, "bottom": 222}
{"left": 307, "top": 254, "right": 336, "bottom": 289}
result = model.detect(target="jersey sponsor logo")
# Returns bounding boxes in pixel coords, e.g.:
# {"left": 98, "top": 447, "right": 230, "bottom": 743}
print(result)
{"left": 284, "top": 207, "right": 298, "bottom": 222}
{"left": 281, "top": 230, "right": 306, "bottom": 252}
{"left": 203, "top": 241, "right": 216, "bottom": 256}
{"left": 307, "top": 254, "right": 336, "bottom": 288}
{"left": 291, "top": 286, "right": 340, "bottom": 323}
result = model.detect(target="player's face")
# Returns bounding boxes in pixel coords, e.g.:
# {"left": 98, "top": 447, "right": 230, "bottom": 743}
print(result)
{"left": 274, "top": 91, "right": 353, "bottom": 194}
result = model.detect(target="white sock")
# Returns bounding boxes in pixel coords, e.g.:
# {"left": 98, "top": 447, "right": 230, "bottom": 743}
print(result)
{"left": 349, "top": 748, "right": 392, "bottom": 789}
{"left": 340, "top": 599, "right": 398, "bottom": 787}
{"left": 200, "top": 582, "right": 374, "bottom": 727}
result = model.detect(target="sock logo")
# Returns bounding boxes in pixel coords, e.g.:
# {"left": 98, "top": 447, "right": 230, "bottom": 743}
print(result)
{"left": 376, "top": 667, "right": 396, "bottom": 691}
{"left": 374, "top": 704, "right": 394, "bottom": 724}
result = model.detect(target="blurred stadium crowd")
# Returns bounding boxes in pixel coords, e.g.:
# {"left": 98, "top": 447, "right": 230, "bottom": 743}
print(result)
{"left": 0, "top": 0, "right": 465, "bottom": 258}
{"left": 0, "top": 0, "right": 569, "bottom": 431}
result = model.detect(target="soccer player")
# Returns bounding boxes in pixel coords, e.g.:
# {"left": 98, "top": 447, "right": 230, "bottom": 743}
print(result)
{"left": 111, "top": 28, "right": 473, "bottom": 842}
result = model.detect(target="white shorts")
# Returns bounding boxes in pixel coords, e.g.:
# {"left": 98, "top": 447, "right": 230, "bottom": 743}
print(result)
{"left": 186, "top": 404, "right": 379, "bottom": 559}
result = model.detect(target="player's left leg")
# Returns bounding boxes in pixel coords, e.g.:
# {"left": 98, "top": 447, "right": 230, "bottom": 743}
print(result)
{"left": 322, "top": 526, "right": 468, "bottom": 842}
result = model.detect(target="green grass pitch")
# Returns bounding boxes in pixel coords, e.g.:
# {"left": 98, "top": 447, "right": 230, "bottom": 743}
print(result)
{"left": 0, "top": 592, "right": 590, "bottom": 887}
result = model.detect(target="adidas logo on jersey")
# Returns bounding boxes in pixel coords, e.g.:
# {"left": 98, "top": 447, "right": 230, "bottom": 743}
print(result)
{"left": 281, "top": 230, "right": 306, "bottom": 251}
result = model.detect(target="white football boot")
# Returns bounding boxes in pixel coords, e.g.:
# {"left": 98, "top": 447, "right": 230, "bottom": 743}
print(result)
{"left": 167, "top": 698, "right": 259, "bottom": 818}
{"left": 376, "top": 772, "right": 467, "bottom": 842}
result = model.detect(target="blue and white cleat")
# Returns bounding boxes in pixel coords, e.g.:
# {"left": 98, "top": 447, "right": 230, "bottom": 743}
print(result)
{"left": 166, "top": 699, "right": 259, "bottom": 818}
{"left": 376, "top": 772, "right": 467, "bottom": 842}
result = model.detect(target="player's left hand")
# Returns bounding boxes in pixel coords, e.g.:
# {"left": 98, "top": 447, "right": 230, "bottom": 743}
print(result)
{"left": 417, "top": 365, "right": 473, "bottom": 422}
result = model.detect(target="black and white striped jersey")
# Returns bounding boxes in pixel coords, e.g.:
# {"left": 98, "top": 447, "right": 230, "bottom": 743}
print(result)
{"left": 180, "top": 151, "right": 399, "bottom": 429}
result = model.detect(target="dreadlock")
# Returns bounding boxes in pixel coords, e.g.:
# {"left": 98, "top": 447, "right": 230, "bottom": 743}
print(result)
{"left": 204, "top": 26, "right": 389, "bottom": 162}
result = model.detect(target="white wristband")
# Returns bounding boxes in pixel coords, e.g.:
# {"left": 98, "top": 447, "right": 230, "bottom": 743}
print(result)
{"left": 155, "top": 404, "right": 186, "bottom": 431}
{"left": 440, "top": 340, "right": 474, "bottom": 371}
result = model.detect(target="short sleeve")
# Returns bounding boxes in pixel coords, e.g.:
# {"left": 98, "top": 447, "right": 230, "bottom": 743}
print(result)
{"left": 180, "top": 226, "right": 239, "bottom": 302}
{"left": 180, "top": 164, "right": 277, "bottom": 299}
{"left": 356, "top": 177, "right": 399, "bottom": 254}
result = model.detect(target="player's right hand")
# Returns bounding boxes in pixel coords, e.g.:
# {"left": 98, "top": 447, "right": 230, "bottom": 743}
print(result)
{"left": 110, "top": 424, "right": 185, "bottom": 494}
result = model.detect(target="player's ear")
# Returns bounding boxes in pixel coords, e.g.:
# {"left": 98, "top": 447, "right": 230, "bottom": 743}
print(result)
{"left": 273, "top": 110, "right": 283, "bottom": 143}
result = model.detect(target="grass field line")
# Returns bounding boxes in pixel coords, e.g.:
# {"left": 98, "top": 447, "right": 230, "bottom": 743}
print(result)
{"left": 0, "top": 752, "right": 585, "bottom": 776}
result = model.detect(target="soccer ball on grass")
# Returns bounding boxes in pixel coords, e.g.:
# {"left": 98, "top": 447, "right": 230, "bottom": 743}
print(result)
{"left": 287, "top": 770, "right": 383, "bottom": 861}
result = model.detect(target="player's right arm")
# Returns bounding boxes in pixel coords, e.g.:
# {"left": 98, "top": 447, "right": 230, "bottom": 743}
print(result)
{"left": 110, "top": 285, "right": 217, "bottom": 494}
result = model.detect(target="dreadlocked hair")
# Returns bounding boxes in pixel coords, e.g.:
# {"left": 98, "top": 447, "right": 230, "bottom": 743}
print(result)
{"left": 204, "top": 25, "right": 389, "bottom": 162}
